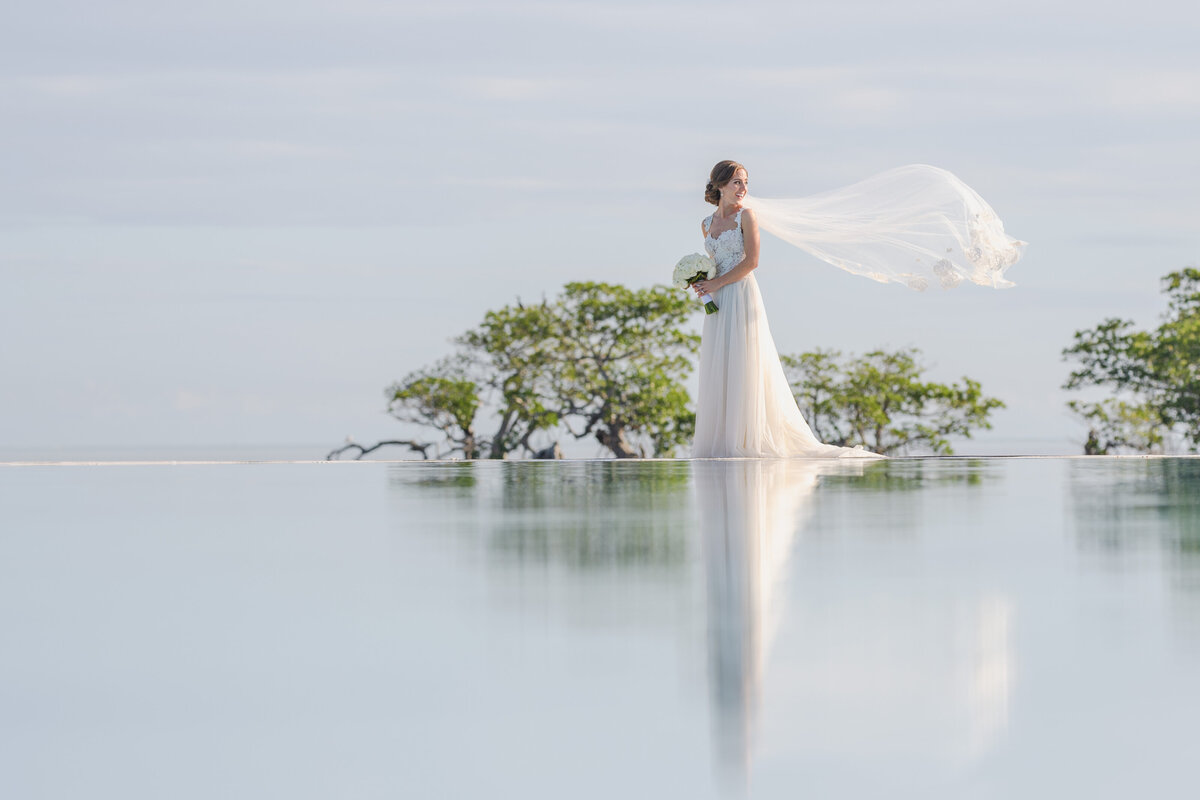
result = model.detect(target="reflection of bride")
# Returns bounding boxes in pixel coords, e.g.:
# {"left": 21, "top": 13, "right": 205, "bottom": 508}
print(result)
{"left": 697, "top": 458, "right": 864, "bottom": 779}
{"left": 698, "top": 458, "right": 1015, "bottom": 782}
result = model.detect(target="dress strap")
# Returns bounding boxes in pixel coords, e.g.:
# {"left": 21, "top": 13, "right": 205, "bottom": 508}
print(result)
{"left": 703, "top": 214, "right": 713, "bottom": 233}
{"left": 735, "top": 209, "right": 743, "bottom": 226}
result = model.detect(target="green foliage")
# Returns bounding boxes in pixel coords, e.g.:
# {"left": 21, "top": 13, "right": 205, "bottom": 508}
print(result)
{"left": 781, "top": 349, "right": 843, "bottom": 441}
{"left": 1063, "top": 268, "right": 1200, "bottom": 453}
{"left": 386, "top": 359, "right": 481, "bottom": 459}
{"left": 550, "top": 282, "right": 699, "bottom": 457}
{"left": 377, "top": 282, "right": 701, "bottom": 460}
{"left": 1071, "top": 399, "right": 1165, "bottom": 455}
{"left": 456, "top": 299, "right": 560, "bottom": 458}
{"left": 781, "top": 347, "right": 1004, "bottom": 455}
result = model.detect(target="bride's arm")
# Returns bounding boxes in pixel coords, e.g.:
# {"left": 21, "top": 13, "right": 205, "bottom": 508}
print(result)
{"left": 709, "top": 209, "right": 760, "bottom": 290}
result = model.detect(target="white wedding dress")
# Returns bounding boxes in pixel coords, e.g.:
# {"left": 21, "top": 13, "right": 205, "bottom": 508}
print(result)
{"left": 691, "top": 210, "right": 881, "bottom": 459}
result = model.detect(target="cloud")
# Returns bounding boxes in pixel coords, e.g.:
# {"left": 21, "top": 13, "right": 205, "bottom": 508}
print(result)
{"left": 1107, "top": 70, "right": 1200, "bottom": 110}
{"left": 174, "top": 389, "right": 217, "bottom": 412}
{"left": 165, "top": 139, "right": 346, "bottom": 161}
{"left": 460, "top": 76, "right": 567, "bottom": 101}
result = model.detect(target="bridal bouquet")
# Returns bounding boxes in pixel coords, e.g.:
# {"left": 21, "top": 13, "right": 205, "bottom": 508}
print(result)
{"left": 673, "top": 253, "right": 719, "bottom": 314}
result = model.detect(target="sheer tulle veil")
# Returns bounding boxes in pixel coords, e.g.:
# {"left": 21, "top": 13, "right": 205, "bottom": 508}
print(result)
{"left": 742, "top": 164, "right": 1024, "bottom": 290}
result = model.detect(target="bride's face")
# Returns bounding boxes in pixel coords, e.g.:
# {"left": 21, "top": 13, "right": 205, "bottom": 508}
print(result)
{"left": 721, "top": 168, "right": 748, "bottom": 204}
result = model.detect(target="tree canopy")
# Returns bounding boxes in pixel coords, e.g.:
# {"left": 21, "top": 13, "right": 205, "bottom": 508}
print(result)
{"left": 549, "top": 282, "right": 698, "bottom": 457}
{"left": 1063, "top": 268, "right": 1200, "bottom": 454}
{"left": 780, "top": 347, "right": 1004, "bottom": 455}
{"left": 331, "top": 282, "right": 700, "bottom": 460}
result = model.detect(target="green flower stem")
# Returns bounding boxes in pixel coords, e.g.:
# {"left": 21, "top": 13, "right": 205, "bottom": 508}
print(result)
{"left": 685, "top": 275, "right": 719, "bottom": 314}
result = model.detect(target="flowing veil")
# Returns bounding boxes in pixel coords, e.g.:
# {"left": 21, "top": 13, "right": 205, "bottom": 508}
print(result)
{"left": 743, "top": 164, "right": 1025, "bottom": 290}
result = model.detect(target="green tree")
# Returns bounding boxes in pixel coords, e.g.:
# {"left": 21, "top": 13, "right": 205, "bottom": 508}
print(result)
{"left": 327, "top": 357, "right": 480, "bottom": 460}
{"left": 781, "top": 347, "right": 1004, "bottom": 455}
{"left": 456, "top": 299, "right": 560, "bottom": 458}
{"left": 549, "top": 282, "right": 699, "bottom": 458}
{"left": 1063, "top": 268, "right": 1200, "bottom": 453}
{"left": 782, "top": 349, "right": 843, "bottom": 441}
{"left": 329, "top": 282, "right": 700, "bottom": 460}
{"left": 387, "top": 359, "right": 482, "bottom": 458}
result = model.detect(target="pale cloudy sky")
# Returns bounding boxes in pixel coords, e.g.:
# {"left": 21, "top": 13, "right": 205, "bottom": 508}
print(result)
{"left": 2, "top": 1, "right": 1198, "bottom": 457}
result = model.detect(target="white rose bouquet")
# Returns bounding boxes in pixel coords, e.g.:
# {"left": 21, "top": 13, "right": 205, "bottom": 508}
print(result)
{"left": 673, "top": 253, "right": 719, "bottom": 314}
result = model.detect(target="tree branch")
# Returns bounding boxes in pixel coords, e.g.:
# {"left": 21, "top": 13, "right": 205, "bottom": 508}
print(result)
{"left": 326, "top": 439, "right": 433, "bottom": 461}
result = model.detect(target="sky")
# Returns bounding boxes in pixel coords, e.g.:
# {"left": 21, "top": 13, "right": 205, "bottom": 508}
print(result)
{"left": 2, "top": 0, "right": 1198, "bottom": 458}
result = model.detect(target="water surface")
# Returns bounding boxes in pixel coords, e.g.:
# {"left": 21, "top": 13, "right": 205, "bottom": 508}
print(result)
{"left": 2, "top": 458, "right": 1198, "bottom": 798}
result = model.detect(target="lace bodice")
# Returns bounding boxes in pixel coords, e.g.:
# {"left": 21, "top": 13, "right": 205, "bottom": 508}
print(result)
{"left": 704, "top": 210, "right": 744, "bottom": 276}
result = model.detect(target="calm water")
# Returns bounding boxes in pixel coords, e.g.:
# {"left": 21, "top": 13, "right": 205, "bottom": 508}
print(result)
{"left": 3, "top": 458, "right": 1199, "bottom": 798}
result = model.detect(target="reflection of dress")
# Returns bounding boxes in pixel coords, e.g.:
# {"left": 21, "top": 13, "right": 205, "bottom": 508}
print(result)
{"left": 697, "top": 458, "right": 1012, "bottom": 780}
{"left": 692, "top": 211, "right": 881, "bottom": 459}
{"left": 698, "top": 459, "right": 870, "bottom": 779}
{"left": 699, "top": 459, "right": 819, "bottom": 776}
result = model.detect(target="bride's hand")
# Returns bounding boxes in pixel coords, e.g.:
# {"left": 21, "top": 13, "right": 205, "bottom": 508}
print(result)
{"left": 693, "top": 279, "right": 719, "bottom": 296}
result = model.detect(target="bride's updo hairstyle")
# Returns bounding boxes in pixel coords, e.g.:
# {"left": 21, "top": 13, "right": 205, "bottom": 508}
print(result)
{"left": 705, "top": 160, "right": 746, "bottom": 205}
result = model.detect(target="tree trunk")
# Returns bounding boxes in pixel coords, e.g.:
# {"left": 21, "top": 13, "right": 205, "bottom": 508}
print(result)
{"left": 596, "top": 425, "right": 638, "bottom": 458}
{"left": 532, "top": 442, "right": 563, "bottom": 459}
{"left": 490, "top": 409, "right": 516, "bottom": 460}
{"left": 463, "top": 431, "right": 479, "bottom": 460}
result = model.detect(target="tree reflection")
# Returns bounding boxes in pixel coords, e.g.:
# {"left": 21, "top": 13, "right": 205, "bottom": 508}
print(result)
{"left": 390, "top": 460, "right": 692, "bottom": 567}
{"left": 495, "top": 460, "right": 693, "bottom": 567}
{"left": 819, "top": 457, "right": 992, "bottom": 491}
{"left": 388, "top": 461, "right": 478, "bottom": 492}
{"left": 1070, "top": 458, "right": 1200, "bottom": 557}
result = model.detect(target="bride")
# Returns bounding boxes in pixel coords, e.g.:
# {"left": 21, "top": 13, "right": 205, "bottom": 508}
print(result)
{"left": 689, "top": 160, "right": 1023, "bottom": 459}
{"left": 690, "top": 161, "right": 877, "bottom": 459}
